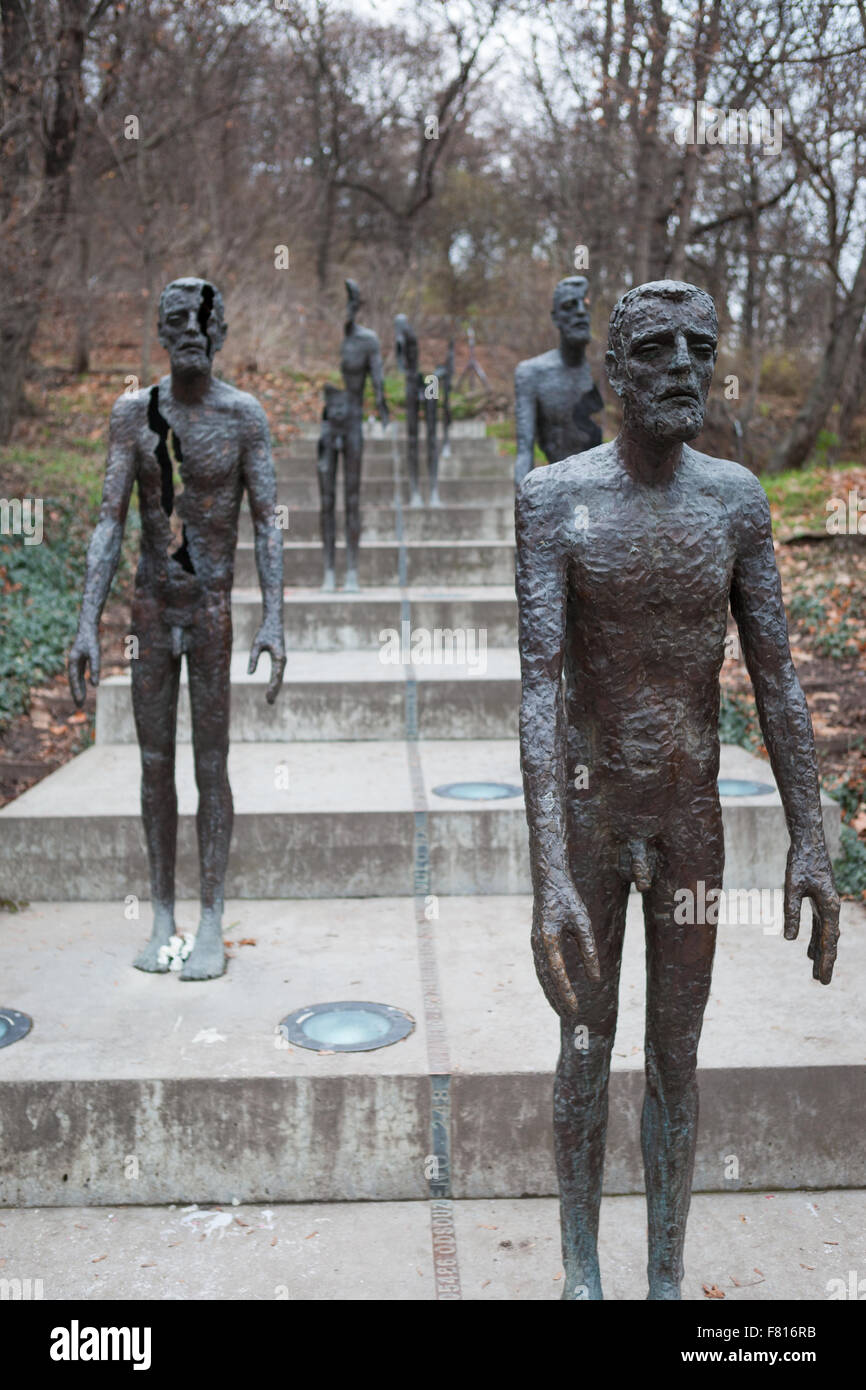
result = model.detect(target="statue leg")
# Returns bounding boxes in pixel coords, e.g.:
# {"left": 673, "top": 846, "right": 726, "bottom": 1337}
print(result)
{"left": 641, "top": 799, "right": 722, "bottom": 1298}
{"left": 130, "top": 592, "right": 181, "bottom": 973}
{"left": 441, "top": 389, "right": 451, "bottom": 458}
{"left": 425, "top": 393, "right": 440, "bottom": 506}
{"left": 406, "top": 376, "right": 421, "bottom": 507}
{"left": 180, "top": 599, "right": 233, "bottom": 981}
{"left": 554, "top": 824, "right": 630, "bottom": 1300}
{"left": 317, "top": 434, "right": 337, "bottom": 591}
{"left": 343, "top": 420, "right": 362, "bottom": 592}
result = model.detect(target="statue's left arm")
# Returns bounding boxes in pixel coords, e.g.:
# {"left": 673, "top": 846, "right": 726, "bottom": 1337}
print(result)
{"left": 242, "top": 398, "right": 286, "bottom": 704}
{"left": 730, "top": 474, "right": 839, "bottom": 982}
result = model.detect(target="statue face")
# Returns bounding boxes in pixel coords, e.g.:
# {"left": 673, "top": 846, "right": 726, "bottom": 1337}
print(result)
{"left": 608, "top": 295, "right": 717, "bottom": 442}
{"left": 158, "top": 282, "right": 225, "bottom": 374}
{"left": 552, "top": 279, "right": 591, "bottom": 347}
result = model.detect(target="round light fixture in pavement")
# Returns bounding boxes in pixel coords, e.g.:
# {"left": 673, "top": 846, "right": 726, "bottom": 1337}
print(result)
{"left": 717, "top": 778, "right": 776, "bottom": 797}
{"left": 0, "top": 1009, "right": 32, "bottom": 1051}
{"left": 279, "top": 1001, "right": 415, "bottom": 1053}
{"left": 432, "top": 781, "right": 522, "bottom": 800}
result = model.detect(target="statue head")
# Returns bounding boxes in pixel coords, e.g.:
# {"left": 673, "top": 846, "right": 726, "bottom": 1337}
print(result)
{"left": 606, "top": 280, "right": 717, "bottom": 443}
{"left": 345, "top": 279, "right": 361, "bottom": 327}
{"left": 157, "top": 278, "right": 226, "bottom": 376}
{"left": 393, "top": 313, "right": 417, "bottom": 373}
{"left": 552, "top": 276, "right": 592, "bottom": 349}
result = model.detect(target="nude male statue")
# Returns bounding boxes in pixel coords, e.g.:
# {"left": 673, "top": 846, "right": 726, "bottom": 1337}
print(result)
{"left": 328, "top": 278, "right": 389, "bottom": 592}
{"left": 68, "top": 277, "right": 286, "bottom": 981}
{"left": 514, "top": 275, "right": 604, "bottom": 486}
{"left": 394, "top": 314, "right": 440, "bottom": 507}
{"left": 516, "top": 280, "right": 840, "bottom": 1300}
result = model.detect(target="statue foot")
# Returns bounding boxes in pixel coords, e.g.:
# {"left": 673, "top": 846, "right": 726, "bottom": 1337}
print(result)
{"left": 429, "top": 488, "right": 442, "bottom": 507}
{"left": 647, "top": 1280, "right": 682, "bottom": 1300}
{"left": 409, "top": 491, "right": 423, "bottom": 509}
{"left": 321, "top": 569, "right": 336, "bottom": 592}
{"left": 343, "top": 569, "right": 360, "bottom": 593}
{"left": 180, "top": 918, "right": 226, "bottom": 981}
{"left": 133, "top": 938, "right": 171, "bottom": 974}
{"left": 562, "top": 1269, "right": 602, "bottom": 1301}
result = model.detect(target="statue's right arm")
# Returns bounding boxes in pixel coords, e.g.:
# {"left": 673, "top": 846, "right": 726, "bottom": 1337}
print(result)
{"left": 514, "top": 363, "right": 536, "bottom": 487}
{"left": 68, "top": 394, "right": 138, "bottom": 705}
{"left": 516, "top": 473, "right": 600, "bottom": 1012}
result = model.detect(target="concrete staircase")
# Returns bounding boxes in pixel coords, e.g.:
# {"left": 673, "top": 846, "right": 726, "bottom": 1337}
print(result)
{"left": 0, "top": 425, "right": 858, "bottom": 1215}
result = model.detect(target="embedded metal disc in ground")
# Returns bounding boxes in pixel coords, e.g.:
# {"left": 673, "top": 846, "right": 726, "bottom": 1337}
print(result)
{"left": 717, "top": 778, "right": 776, "bottom": 797}
{"left": 0, "top": 1009, "right": 32, "bottom": 1050}
{"left": 432, "top": 781, "right": 522, "bottom": 800}
{"left": 279, "top": 1001, "right": 415, "bottom": 1053}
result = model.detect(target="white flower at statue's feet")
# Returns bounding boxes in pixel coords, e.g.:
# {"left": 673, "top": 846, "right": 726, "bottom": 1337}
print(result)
{"left": 157, "top": 933, "right": 196, "bottom": 971}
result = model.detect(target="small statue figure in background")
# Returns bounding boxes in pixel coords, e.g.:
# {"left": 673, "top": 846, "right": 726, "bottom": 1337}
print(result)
{"left": 323, "top": 278, "right": 389, "bottom": 592}
{"left": 68, "top": 277, "right": 285, "bottom": 981}
{"left": 514, "top": 275, "right": 604, "bottom": 486}
{"left": 434, "top": 339, "right": 455, "bottom": 459}
{"left": 394, "top": 313, "right": 440, "bottom": 507}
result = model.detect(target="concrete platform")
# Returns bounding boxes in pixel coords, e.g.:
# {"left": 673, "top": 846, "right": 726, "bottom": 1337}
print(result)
{"left": 0, "top": 742, "right": 841, "bottom": 899}
{"left": 235, "top": 539, "right": 516, "bottom": 588}
{"left": 95, "top": 650, "right": 521, "bottom": 743}
{"left": 229, "top": 586, "right": 518, "bottom": 651}
{"left": 1, "top": 1190, "right": 863, "bottom": 1300}
{"left": 0, "top": 896, "right": 863, "bottom": 1205}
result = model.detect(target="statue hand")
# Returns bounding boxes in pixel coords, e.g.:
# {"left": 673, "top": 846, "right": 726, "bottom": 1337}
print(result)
{"left": 531, "top": 866, "right": 600, "bottom": 1016}
{"left": 68, "top": 624, "right": 100, "bottom": 707}
{"left": 783, "top": 842, "right": 840, "bottom": 984}
{"left": 249, "top": 622, "right": 286, "bottom": 705}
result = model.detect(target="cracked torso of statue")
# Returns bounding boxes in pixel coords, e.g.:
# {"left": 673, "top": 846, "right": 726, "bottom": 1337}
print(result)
{"left": 515, "top": 279, "right": 840, "bottom": 1300}
{"left": 68, "top": 277, "right": 286, "bottom": 981}
{"left": 514, "top": 275, "right": 604, "bottom": 487}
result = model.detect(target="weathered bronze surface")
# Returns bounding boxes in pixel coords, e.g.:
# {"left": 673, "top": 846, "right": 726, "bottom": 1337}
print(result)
{"left": 68, "top": 277, "right": 285, "bottom": 980}
{"left": 514, "top": 276, "right": 604, "bottom": 486}
{"left": 516, "top": 280, "right": 840, "bottom": 1299}
{"left": 319, "top": 279, "right": 389, "bottom": 592}
{"left": 394, "top": 314, "right": 440, "bottom": 507}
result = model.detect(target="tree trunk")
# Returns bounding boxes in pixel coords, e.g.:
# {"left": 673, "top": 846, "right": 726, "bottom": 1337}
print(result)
{"left": 768, "top": 235, "right": 866, "bottom": 472}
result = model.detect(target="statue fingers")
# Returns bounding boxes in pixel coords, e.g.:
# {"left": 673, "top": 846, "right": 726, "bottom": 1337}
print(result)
{"left": 807, "top": 899, "right": 840, "bottom": 986}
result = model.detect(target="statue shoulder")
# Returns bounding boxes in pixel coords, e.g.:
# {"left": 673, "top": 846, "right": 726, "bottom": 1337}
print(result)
{"left": 515, "top": 350, "right": 556, "bottom": 384}
{"left": 689, "top": 448, "right": 771, "bottom": 525}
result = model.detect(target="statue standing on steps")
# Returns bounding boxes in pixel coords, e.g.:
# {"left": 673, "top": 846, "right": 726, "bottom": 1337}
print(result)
{"left": 68, "top": 277, "right": 285, "bottom": 981}
{"left": 321, "top": 278, "right": 389, "bottom": 592}
{"left": 434, "top": 338, "right": 455, "bottom": 459}
{"left": 514, "top": 275, "right": 604, "bottom": 486}
{"left": 516, "top": 280, "right": 840, "bottom": 1300}
{"left": 394, "top": 314, "right": 441, "bottom": 507}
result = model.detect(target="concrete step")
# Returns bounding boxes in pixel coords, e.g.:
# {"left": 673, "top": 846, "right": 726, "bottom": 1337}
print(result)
{"left": 230, "top": 586, "right": 517, "bottom": 651}
{"left": 238, "top": 504, "right": 515, "bottom": 544}
{"left": 0, "top": 741, "right": 841, "bottom": 900}
{"left": 95, "top": 650, "right": 520, "bottom": 743}
{"left": 274, "top": 479, "right": 514, "bottom": 507}
{"left": 236, "top": 540, "right": 515, "bottom": 588}
{"left": 274, "top": 452, "right": 512, "bottom": 481}
{"left": 0, "top": 1190, "right": 862, "bottom": 1299}
{"left": 0, "top": 894, "right": 862, "bottom": 1206}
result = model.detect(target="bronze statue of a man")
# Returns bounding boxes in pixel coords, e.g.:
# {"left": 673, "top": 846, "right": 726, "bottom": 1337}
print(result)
{"left": 514, "top": 275, "right": 604, "bottom": 486}
{"left": 516, "top": 280, "right": 840, "bottom": 1300}
{"left": 68, "top": 277, "right": 286, "bottom": 981}
{"left": 324, "top": 278, "right": 389, "bottom": 592}
{"left": 394, "top": 314, "right": 440, "bottom": 507}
